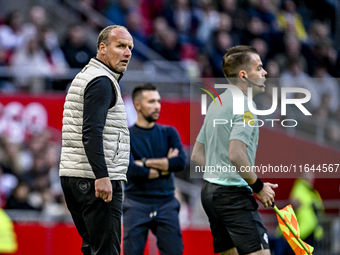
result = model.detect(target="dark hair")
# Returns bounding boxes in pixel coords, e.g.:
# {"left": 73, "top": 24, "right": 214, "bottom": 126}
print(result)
{"left": 222, "top": 45, "right": 259, "bottom": 83}
{"left": 132, "top": 83, "right": 158, "bottom": 101}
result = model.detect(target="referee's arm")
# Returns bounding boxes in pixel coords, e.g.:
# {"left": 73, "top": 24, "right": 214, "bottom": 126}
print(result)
{"left": 229, "top": 140, "right": 278, "bottom": 208}
{"left": 191, "top": 141, "right": 205, "bottom": 166}
{"left": 229, "top": 140, "right": 258, "bottom": 183}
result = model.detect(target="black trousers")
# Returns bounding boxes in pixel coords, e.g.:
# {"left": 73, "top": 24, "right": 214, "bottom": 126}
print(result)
{"left": 61, "top": 177, "right": 122, "bottom": 255}
{"left": 201, "top": 181, "right": 269, "bottom": 254}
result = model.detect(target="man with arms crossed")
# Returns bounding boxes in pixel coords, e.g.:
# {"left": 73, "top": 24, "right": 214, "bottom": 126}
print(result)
{"left": 59, "top": 25, "right": 133, "bottom": 255}
{"left": 123, "top": 83, "right": 186, "bottom": 255}
{"left": 191, "top": 45, "right": 278, "bottom": 255}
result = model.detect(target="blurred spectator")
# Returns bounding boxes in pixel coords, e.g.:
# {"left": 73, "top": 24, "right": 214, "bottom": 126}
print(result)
{"left": 265, "top": 58, "right": 281, "bottom": 79}
{"left": 218, "top": 0, "right": 248, "bottom": 33}
{"left": 309, "top": 38, "right": 340, "bottom": 78}
{"left": 5, "top": 182, "right": 39, "bottom": 210}
{"left": 147, "top": 16, "right": 169, "bottom": 50}
{"left": 314, "top": 93, "right": 332, "bottom": 123}
{"left": 180, "top": 43, "right": 200, "bottom": 78}
{"left": 104, "top": 0, "right": 136, "bottom": 26}
{"left": 9, "top": 37, "right": 52, "bottom": 92}
{"left": 125, "top": 10, "right": 148, "bottom": 45}
{"left": 9, "top": 6, "right": 69, "bottom": 91}
{"left": 216, "top": 12, "right": 240, "bottom": 46}
{"left": 9, "top": 17, "right": 68, "bottom": 93}
{"left": 61, "top": 24, "right": 96, "bottom": 68}
{"left": 197, "top": 52, "right": 214, "bottom": 78}
{"left": 24, "top": 6, "right": 68, "bottom": 74}
{"left": 0, "top": 47, "right": 15, "bottom": 92}
{"left": 275, "top": 33, "right": 309, "bottom": 74}
{"left": 148, "top": 17, "right": 181, "bottom": 61}
{"left": 312, "top": 64, "right": 339, "bottom": 114}
{"left": 159, "top": 28, "right": 181, "bottom": 61}
{"left": 195, "top": 0, "right": 220, "bottom": 46}
{"left": 23, "top": 152, "right": 51, "bottom": 194}
{"left": 239, "top": 16, "right": 269, "bottom": 46}
{"left": 280, "top": 57, "right": 320, "bottom": 112}
{"left": 162, "top": 0, "right": 199, "bottom": 44}
{"left": 279, "top": 57, "right": 308, "bottom": 82}
{"left": 277, "top": 0, "right": 308, "bottom": 42}
{"left": 248, "top": 0, "right": 280, "bottom": 33}
{"left": 307, "top": 20, "right": 332, "bottom": 47}
{"left": 217, "top": 12, "right": 231, "bottom": 31}
{"left": 23, "top": 5, "right": 50, "bottom": 40}
{"left": 140, "top": 0, "right": 165, "bottom": 36}
{"left": 26, "top": 130, "right": 53, "bottom": 166}
{"left": 0, "top": 137, "right": 32, "bottom": 177}
{"left": 39, "top": 188, "right": 69, "bottom": 221}
{"left": 0, "top": 10, "right": 29, "bottom": 64}
{"left": 250, "top": 37, "right": 269, "bottom": 67}
{"left": 38, "top": 25, "right": 69, "bottom": 74}
{"left": 208, "top": 30, "right": 234, "bottom": 77}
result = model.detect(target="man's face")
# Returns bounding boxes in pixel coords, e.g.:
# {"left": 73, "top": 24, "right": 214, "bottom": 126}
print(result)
{"left": 245, "top": 53, "right": 267, "bottom": 95}
{"left": 100, "top": 28, "right": 134, "bottom": 72}
{"left": 138, "top": 90, "right": 161, "bottom": 123}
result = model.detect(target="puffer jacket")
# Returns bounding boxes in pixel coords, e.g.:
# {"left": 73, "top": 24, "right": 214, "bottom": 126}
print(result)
{"left": 59, "top": 58, "right": 129, "bottom": 181}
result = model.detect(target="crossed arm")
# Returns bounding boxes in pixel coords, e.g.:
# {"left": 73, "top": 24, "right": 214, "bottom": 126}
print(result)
{"left": 134, "top": 148, "right": 179, "bottom": 179}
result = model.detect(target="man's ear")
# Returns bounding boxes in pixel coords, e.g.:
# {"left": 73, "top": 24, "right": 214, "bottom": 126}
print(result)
{"left": 99, "top": 42, "right": 107, "bottom": 55}
{"left": 133, "top": 100, "right": 141, "bottom": 111}
{"left": 239, "top": 70, "right": 247, "bottom": 82}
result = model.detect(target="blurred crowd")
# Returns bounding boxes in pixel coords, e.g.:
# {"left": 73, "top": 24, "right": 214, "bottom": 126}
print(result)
{"left": 0, "top": 0, "right": 340, "bottom": 219}
{"left": 0, "top": 5, "right": 96, "bottom": 92}
{"left": 0, "top": 0, "right": 338, "bottom": 89}
{"left": 97, "top": 0, "right": 339, "bottom": 78}
{"left": 0, "top": 126, "right": 68, "bottom": 219}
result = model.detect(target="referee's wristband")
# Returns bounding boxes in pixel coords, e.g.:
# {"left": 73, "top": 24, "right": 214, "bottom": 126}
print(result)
{"left": 250, "top": 178, "right": 264, "bottom": 193}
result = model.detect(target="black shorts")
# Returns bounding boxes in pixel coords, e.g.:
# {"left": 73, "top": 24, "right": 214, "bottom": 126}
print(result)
{"left": 201, "top": 181, "right": 270, "bottom": 254}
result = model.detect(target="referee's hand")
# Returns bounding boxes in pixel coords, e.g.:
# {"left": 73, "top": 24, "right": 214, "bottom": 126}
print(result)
{"left": 256, "top": 182, "right": 278, "bottom": 208}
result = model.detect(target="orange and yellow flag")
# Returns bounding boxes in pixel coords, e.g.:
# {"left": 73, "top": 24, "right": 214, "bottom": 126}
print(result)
{"left": 273, "top": 204, "right": 314, "bottom": 255}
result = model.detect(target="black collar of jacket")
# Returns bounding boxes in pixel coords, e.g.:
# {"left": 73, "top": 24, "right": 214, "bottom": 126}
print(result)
{"left": 93, "top": 58, "right": 124, "bottom": 82}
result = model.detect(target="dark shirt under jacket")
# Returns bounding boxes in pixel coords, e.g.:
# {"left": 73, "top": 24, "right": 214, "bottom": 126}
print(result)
{"left": 82, "top": 76, "right": 116, "bottom": 179}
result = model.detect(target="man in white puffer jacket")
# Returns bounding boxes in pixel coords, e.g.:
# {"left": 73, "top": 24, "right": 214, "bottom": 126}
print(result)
{"left": 59, "top": 25, "right": 133, "bottom": 255}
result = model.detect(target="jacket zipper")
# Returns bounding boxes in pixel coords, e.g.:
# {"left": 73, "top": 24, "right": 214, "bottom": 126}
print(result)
{"left": 112, "top": 132, "right": 121, "bottom": 162}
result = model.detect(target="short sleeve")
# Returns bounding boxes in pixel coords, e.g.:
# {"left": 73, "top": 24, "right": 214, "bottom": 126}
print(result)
{"left": 229, "top": 113, "right": 254, "bottom": 146}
